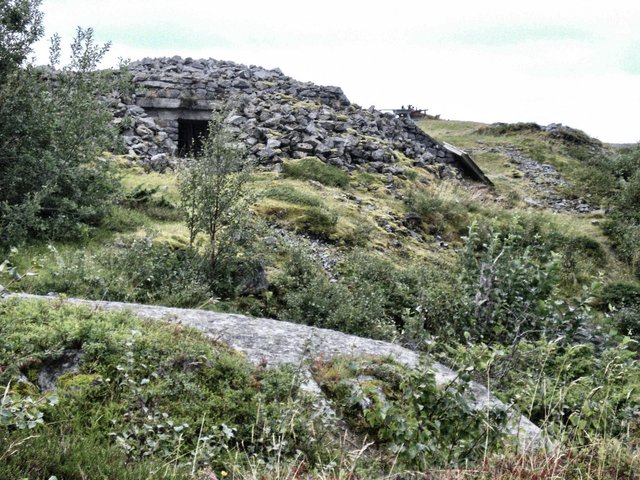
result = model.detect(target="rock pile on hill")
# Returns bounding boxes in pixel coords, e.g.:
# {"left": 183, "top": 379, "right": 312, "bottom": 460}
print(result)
{"left": 112, "top": 56, "right": 461, "bottom": 177}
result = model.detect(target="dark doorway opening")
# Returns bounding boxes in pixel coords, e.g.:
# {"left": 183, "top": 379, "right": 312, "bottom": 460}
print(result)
{"left": 178, "top": 119, "right": 209, "bottom": 157}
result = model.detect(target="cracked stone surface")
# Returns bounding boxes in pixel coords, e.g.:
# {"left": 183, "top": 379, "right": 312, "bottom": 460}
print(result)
{"left": 6, "top": 293, "right": 548, "bottom": 451}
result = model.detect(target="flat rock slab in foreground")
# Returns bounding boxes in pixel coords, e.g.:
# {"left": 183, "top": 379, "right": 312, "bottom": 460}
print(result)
{"left": 7, "top": 294, "right": 547, "bottom": 451}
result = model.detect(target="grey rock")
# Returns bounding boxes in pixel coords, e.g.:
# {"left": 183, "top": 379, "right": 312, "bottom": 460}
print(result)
{"left": 225, "top": 115, "right": 246, "bottom": 126}
{"left": 295, "top": 142, "right": 314, "bottom": 153}
{"left": 232, "top": 79, "right": 251, "bottom": 89}
{"left": 263, "top": 236, "right": 278, "bottom": 247}
{"left": 135, "top": 125, "right": 153, "bottom": 137}
{"left": 140, "top": 80, "right": 174, "bottom": 89}
{"left": 136, "top": 97, "right": 182, "bottom": 109}
{"left": 37, "top": 349, "right": 83, "bottom": 391}
{"left": 371, "top": 149, "right": 385, "bottom": 161}
{"left": 107, "top": 56, "right": 485, "bottom": 181}
{"left": 149, "top": 153, "right": 173, "bottom": 172}
{"left": 257, "top": 147, "right": 277, "bottom": 159}
{"left": 266, "top": 138, "right": 281, "bottom": 149}
{"left": 253, "top": 69, "right": 274, "bottom": 80}
{"left": 6, "top": 294, "right": 548, "bottom": 451}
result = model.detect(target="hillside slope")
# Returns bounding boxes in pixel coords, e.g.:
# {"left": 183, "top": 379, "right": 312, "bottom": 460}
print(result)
{"left": 3, "top": 55, "right": 640, "bottom": 477}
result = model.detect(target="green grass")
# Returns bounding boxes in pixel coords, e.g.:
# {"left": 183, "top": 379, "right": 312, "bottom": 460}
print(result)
{"left": 4, "top": 124, "right": 640, "bottom": 478}
{"left": 262, "top": 184, "right": 323, "bottom": 207}
{"left": 417, "top": 119, "right": 636, "bottom": 285}
{"left": 282, "top": 157, "right": 351, "bottom": 188}
{"left": 0, "top": 298, "right": 322, "bottom": 479}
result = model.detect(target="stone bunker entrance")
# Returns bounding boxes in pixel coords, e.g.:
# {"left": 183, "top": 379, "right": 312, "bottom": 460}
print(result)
{"left": 178, "top": 119, "right": 209, "bottom": 157}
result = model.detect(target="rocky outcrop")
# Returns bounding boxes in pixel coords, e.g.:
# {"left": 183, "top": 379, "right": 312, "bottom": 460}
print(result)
{"left": 8, "top": 293, "right": 548, "bottom": 451}
{"left": 112, "top": 56, "right": 463, "bottom": 179}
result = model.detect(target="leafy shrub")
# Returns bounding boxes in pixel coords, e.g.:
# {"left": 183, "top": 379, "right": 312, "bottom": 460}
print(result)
{"left": 257, "top": 201, "right": 339, "bottom": 240}
{"left": 573, "top": 164, "right": 618, "bottom": 202}
{"left": 37, "top": 239, "right": 212, "bottom": 307}
{"left": 477, "top": 122, "right": 542, "bottom": 136}
{"left": 404, "top": 188, "right": 470, "bottom": 238}
{"left": 567, "top": 145, "right": 640, "bottom": 276}
{"left": 455, "top": 220, "right": 573, "bottom": 344}
{"left": 296, "top": 206, "right": 338, "bottom": 238}
{"left": 604, "top": 219, "right": 640, "bottom": 276}
{"left": 314, "top": 356, "right": 506, "bottom": 469}
{"left": 0, "top": 0, "right": 44, "bottom": 83}
{"left": 337, "top": 252, "right": 421, "bottom": 328}
{"left": 0, "top": 299, "right": 325, "bottom": 478}
{"left": 563, "top": 235, "right": 607, "bottom": 267}
{"left": 400, "top": 265, "right": 468, "bottom": 344}
{"left": 439, "top": 337, "right": 640, "bottom": 445}
{"left": 0, "top": 28, "right": 123, "bottom": 246}
{"left": 283, "top": 157, "right": 350, "bottom": 188}
{"left": 615, "top": 307, "right": 640, "bottom": 340}
{"left": 559, "top": 234, "right": 608, "bottom": 288}
{"left": 272, "top": 249, "right": 396, "bottom": 340}
{"left": 618, "top": 170, "right": 640, "bottom": 219}
{"left": 123, "top": 184, "right": 181, "bottom": 222}
{"left": 599, "top": 282, "right": 640, "bottom": 310}
{"left": 177, "top": 116, "right": 253, "bottom": 278}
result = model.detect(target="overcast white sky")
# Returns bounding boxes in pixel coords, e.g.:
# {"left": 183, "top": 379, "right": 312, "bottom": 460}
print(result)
{"left": 33, "top": 0, "right": 640, "bottom": 143}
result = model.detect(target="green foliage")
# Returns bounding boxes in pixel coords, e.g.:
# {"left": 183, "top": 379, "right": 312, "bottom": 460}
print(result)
{"left": 314, "top": 356, "right": 506, "bottom": 469}
{"left": 614, "top": 307, "right": 640, "bottom": 341}
{"left": 273, "top": 249, "right": 420, "bottom": 340}
{"left": 177, "top": 117, "right": 253, "bottom": 277}
{"left": 295, "top": 206, "right": 338, "bottom": 238}
{"left": 0, "top": 249, "right": 28, "bottom": 294}
{"left": 1, "top": 432, "right": 190, "bottom": 479}
{"left": 604, "top": 219, "right": 640, "bottom": 276}
{"left": 599, "top": 282, "right": 640, "bottom": 310}
{"left": 0, "top": 0, "right": 43, "bottom": 82}
{"left": 404, "top": 188, "right": 470, "bottom": 237}
{"left": 337, "top": 252, "right": 421, "bottom": 328}
{"left": 563, "top": 235, "right": 607, "bottom": 267}
{"left": 36, "top": 239, "right": 212, "bottom": 307}
{"left": 283, "top": 157, "right": 350, "bottom": 188}
{"left": 563, "top": 144, "right": 640, "bottom": 276}
{"left": 441, "top": 338, "right": 640, "bottom": 445}
{"left": 0, "top": 26, "right": 122, "bottom": 246}
{"left": 268, "top": 220, "right": 590, "bottom": 347}
{"left": 0, "top": 299, "right": 326, "bottom": 478}
{"left": 457, "top": 221, "right": 562, "bottom": 343}
{"left": 477, "top": 122, "right": 543, "bottom": 136}
{"left": 274, "top": 249, "right": 372, "bottom": 336}
{"left": 122, "top": 184, "right": 181, "bottom": 222}
{"left": 559, "top": 235, "right": 608, "bottom": 289}
{"left": 263, "top": 184, "right": 322, "bottom": 207}
{"left": 257, "top": 201, "right": 339, "bottom": 240}
{"left": 1, "top": 384, "right": 58, "bottom": 429}
{"left": 598, "top": 281, "right": 640, "bottom": 341}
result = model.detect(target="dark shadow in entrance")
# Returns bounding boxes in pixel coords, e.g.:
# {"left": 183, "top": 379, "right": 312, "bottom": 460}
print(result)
{"left": 178, "top": 119, "right": 209, "bottom": 157}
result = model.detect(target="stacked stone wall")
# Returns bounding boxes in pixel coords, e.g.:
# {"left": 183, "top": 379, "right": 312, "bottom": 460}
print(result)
{"left": 113, "top": 56, "right": 460, "bottom": 178}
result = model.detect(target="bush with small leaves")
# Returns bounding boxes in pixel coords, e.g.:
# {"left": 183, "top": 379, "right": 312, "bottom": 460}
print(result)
{"left": 0, "top": 25, "right": 123, "bottom": 247}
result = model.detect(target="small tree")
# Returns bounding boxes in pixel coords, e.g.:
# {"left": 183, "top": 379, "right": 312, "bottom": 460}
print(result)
{"left": 178, "top": 117, "right": 252, "bottom": 278}
{"left": 0, "top": 0, "right": 43, "bottom": 82}
{"left": 0, "top": 25, "right": 121, "bottom": 245}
